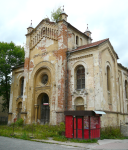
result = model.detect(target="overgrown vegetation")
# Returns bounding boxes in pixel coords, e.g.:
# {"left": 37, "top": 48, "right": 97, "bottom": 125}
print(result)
{"left": 100, "top": 126, "right": 128, "bottom": 139}
{"left": 15, "top": 118, "right": 24, "bottom": 126}
{"left": 1, "top": 124, "right": 127, "bottom": 142}
{"left": 0, "top": 122, "right": 65, "bottom": 140}
{"left": 51, "top": 6, "right": 63, "bottom": 22}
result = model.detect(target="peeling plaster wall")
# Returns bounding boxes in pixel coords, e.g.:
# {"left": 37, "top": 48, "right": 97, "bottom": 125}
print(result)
{"left": 68, "top": 51, "right": 94, "bottom": 110}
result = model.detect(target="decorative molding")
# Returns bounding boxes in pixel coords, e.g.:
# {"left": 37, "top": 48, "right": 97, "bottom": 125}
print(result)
{"left": 72, "top": 89, "right": 88, "bottom": 96}
{"left": 69, "top": 54, "right": 93, "bottom": 61}
{"left": 35, "top": 86, "right": 50, "bottom": 91}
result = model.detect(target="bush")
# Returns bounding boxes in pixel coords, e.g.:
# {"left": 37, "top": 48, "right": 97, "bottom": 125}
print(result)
{"left": 15, "top": 118, "right": 24, "bottom": 126}
{"left": 101, "top": 126, "right": 123, "bottom": 139}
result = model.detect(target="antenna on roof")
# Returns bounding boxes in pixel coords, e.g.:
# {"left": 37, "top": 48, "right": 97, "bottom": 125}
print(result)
{"left": 87, "top": 24, "right": 88, "bottom": 29}
{"left": 63, "top": 5, "right": 64, "bottom": 11}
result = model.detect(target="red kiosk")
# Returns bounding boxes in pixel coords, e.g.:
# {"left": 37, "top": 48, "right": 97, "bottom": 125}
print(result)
{"left": 64, "top": 111, "right": 105, "bottom": 139}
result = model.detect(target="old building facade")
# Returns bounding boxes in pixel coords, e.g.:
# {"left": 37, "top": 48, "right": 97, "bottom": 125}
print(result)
{"left": 8, "top": 10, "right": 128, "bottom": 127}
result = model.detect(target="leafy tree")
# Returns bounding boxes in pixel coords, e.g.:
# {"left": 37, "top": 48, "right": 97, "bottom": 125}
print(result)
{"left": 0, "top": 42, "right": 25, "bottom": 112}
{"left": 51, "top": 6, "right": 63, "bottom": 22}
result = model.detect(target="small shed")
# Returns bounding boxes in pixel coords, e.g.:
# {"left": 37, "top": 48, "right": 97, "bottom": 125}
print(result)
{"left": 64, "top": 110, "right": 105, "bottom": 139}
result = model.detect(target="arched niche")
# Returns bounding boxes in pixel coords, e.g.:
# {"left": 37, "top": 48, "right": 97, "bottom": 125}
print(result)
{"left": 74, "top": 97, "right": 84, "bottom": 110}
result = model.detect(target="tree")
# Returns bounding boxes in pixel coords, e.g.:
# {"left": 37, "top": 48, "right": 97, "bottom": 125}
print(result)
{"left": 0, "top": 42, "right": 25, "bottom": 112}
{"left": 51, "top": 6, "right": 63, "bottom": 22}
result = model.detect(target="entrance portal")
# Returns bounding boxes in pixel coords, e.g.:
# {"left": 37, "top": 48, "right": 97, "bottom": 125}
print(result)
{"left": 40, "top": 93, "right": 50, "bottom": 124}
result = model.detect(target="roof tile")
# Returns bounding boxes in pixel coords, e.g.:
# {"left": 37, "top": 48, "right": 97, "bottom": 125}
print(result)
{"left": 71, "top": 38, "right": 109, "bottom": 52}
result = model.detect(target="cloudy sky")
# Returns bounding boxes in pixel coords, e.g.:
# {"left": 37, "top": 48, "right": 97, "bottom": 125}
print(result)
{"left": 0, "top": 0, "right": 128, "bottom": 67}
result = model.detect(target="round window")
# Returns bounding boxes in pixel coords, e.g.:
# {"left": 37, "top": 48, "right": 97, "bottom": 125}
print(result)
{"left": 42, "top": 74, "right": 48, "bottom": 85}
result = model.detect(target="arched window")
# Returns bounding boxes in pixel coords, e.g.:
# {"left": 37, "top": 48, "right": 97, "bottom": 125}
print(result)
{"left": 125, "top": 80, "right": 128, "bottom": 99}
{"left": 76, "top": 36, "right": 79, "bottom": 45}
{"left": 20, "top": 77, "right": 24, "bottom": 96}
{"left": 76, "top": 66, "right": 85, "bottom": 89}
{"left": 107, "top": 66, "right": 111, "bottom": 103}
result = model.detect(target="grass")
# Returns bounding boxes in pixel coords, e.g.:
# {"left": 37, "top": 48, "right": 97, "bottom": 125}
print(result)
{"left": 0, "top": 120, "right": 65, "bottom": 140}
{"left": 0, "top": 121, "right": 128, "bottom": 142}
{"left": 100, "top": 126, "right": 128, "bottom": 139}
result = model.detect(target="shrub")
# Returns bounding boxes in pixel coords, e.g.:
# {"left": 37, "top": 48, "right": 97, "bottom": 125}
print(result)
{"left": 101, "top": 126, "right": 123, "bottom": 139}
{"left": 15, "top": 118, "right": 24, "bottom": 126}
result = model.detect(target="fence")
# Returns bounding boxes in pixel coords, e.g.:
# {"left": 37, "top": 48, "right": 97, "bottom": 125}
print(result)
{"left": 0, "top": 117, "right": 8, "bottom": 125}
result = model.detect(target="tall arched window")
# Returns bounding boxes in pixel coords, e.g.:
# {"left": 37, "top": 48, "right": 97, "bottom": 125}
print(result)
{"left": 107, "top": 66, "right": 111, "bottom": 103}
{"left": 125, "top": 80, "right": 128, "bottom": 99}
{"left": 76, "top": 36, "right": 79, "bottom": 45}
{"left": 20, "top": 77, "right": 24, "bottom": 96}
{"left": 76, "top": 66, "right": 85, "bottom": 89}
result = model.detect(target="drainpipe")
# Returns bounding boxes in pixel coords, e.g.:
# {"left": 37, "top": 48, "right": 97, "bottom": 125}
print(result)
{"left": 65, "top": 51, "right": 70, "bottom": 110}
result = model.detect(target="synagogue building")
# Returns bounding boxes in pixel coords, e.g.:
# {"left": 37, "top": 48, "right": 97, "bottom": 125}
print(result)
{"left": 8, "top": 10, "right": 128, "bottom": 127}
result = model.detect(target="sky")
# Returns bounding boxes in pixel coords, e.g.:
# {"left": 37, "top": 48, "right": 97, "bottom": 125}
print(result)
{"left": 0, "top": 0, "right": 128, "bottom": 67}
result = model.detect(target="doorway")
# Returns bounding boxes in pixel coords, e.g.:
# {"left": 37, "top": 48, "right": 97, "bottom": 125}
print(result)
{"left": 40, "top": 93, "right": 50, "bottom": 124}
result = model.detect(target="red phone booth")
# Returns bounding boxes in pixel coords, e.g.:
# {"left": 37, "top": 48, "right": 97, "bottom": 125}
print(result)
{"left": 64, "top": 111, "right": 105, "bottom": 139}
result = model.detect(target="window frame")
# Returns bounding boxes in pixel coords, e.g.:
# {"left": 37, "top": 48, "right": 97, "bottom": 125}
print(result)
{"left": 76, "top": 65, "right": 85, "bottom": 90}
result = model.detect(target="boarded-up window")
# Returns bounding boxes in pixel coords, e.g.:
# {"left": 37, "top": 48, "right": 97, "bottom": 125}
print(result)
{"left": 107, "top": 66, "right": 111, "bottom": 104}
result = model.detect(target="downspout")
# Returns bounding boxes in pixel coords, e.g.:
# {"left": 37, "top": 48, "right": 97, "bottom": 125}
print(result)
{"left": 65, "top": 51, "right": 70, "bottom": 110}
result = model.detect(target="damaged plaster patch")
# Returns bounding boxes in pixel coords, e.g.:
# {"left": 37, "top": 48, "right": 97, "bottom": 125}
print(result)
{"left": 43, "top": 54, "right": 49, "bottom": 61}
{"left": 51, "top": 60, "right": 55, "bottom": 64}
{"left": 25, "top": 45, "right": 29, "bottom": 58}
{"left": 46, "top": 39, "right": 53, "bottom": 47}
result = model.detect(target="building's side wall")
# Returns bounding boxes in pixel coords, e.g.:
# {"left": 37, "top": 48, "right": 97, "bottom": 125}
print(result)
{"left": 8, "top": 67, "right": 24, "bottom": 124}
{"left": 99, "top": 42, "right": 128, "bottom": 127}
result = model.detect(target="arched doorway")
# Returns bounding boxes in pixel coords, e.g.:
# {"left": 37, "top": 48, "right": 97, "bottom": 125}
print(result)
{"left": 17, "top": 102, "right": 22, "bottom": 119}
{"left": 40, "top": 93, "right": 50, "bottom": 124}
